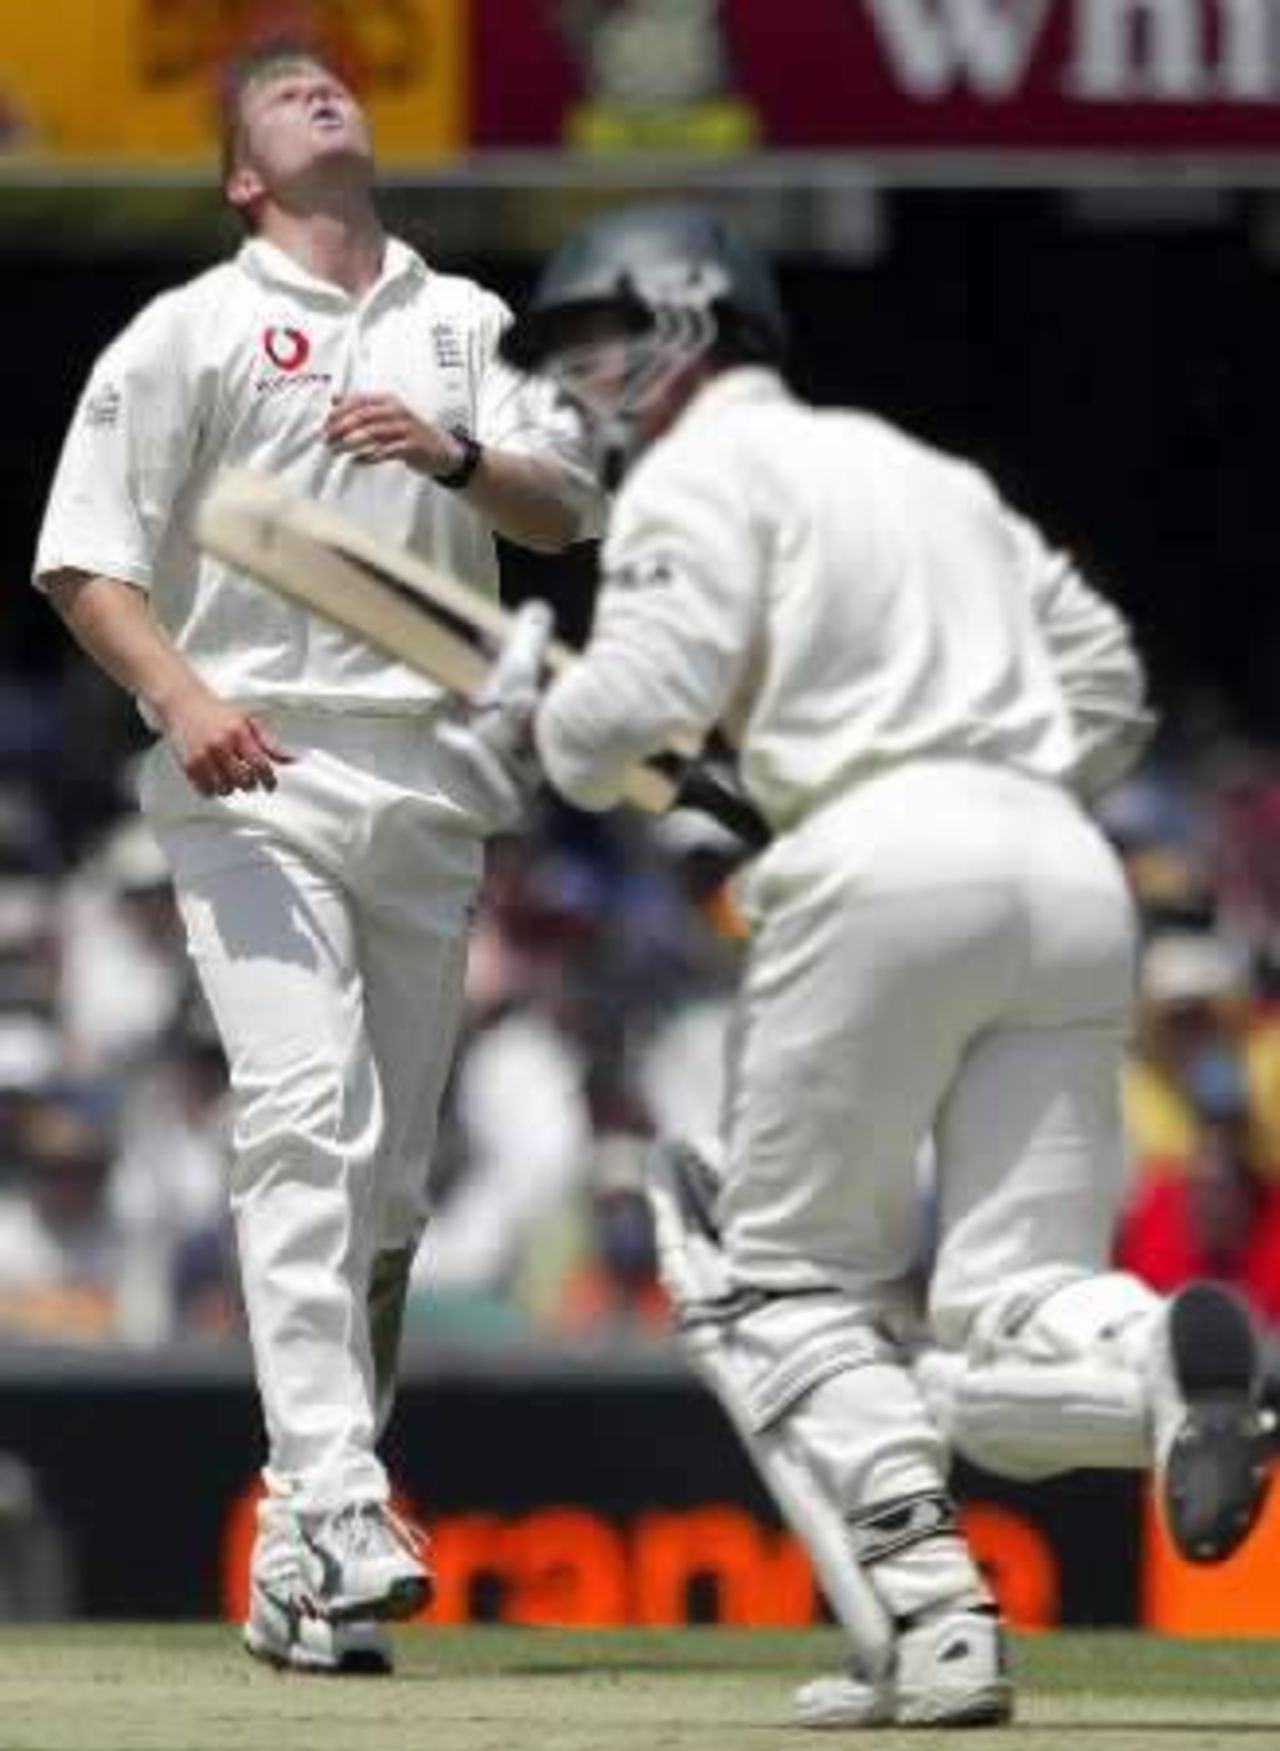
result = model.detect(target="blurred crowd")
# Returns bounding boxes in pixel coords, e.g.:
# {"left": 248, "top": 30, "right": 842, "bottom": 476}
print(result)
{"left": 0, "top": 659, "right": 750, "bottom": 1350}
{"left": 4, "top": 664, "right": 1280, "bottom": 1361}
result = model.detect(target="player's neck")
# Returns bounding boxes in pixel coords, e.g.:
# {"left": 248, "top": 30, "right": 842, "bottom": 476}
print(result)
{"left": 256, "top": 198, "right": 387, "bottom": 299}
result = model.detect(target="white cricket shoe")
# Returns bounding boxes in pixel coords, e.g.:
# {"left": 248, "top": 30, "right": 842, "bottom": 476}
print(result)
{"left": 792, "top": 1608, "right": 1013, "bottom": 1730}
{"left": 297, "top": 1501, "right": 433, "bottom": 1623}
{"left": 1156, "top": 1282, "right": 1273, "bottom": 1564}
{"left": 894, "top": 1606, "right": 1014, "bottom": 1726}
{"left": 244, "top": 1588, "right": 393, "bottom": 1675}
{"left": 792, "top": 1671, "right": 892, "bottom": 1729}
{"left": 244, "top": 1520, "right": 393, "bottom": 1674}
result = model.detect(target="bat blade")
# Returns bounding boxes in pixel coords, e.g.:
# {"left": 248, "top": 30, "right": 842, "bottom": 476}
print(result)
{"left": 194, "top": 467, "right": 767, "bottom": 842}
{"left": 196, "top": 468, "right": 496, "bottom": 702}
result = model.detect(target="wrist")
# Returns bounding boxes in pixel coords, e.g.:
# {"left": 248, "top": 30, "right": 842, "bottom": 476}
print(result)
{"left": 431, "top": 427, "right": 484, "bottom": 491}
{"left": 147, "top": 671, "right": 211, "bottom": 731}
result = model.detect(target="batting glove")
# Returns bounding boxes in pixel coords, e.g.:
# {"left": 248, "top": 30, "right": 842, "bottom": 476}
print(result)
{"left": 437, "top": 600, "right": 554, "bottom": 833}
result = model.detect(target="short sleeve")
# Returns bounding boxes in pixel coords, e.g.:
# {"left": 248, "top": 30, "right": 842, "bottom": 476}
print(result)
{"left": 33, "top": 290, "right": 202, "bottom": 593}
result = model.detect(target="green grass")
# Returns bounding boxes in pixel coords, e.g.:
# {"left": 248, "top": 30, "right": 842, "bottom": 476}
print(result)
{"left": 1, "top": 1628, "right": 1279, "bottom": 1750}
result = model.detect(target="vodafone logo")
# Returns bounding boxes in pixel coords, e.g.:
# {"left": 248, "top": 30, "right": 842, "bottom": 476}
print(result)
{"left": 262, "top": 326, "right": 311, "bottom": 372}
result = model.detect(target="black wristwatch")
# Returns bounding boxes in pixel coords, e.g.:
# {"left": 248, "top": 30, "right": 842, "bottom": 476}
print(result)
{"left": 433, "top": 427, "right": 484, "bottom": 490}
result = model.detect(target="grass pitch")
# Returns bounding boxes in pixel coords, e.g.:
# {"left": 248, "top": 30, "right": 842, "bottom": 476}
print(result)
{"left": 1, "top": 1627, "right": 1278, "bottom": 1751}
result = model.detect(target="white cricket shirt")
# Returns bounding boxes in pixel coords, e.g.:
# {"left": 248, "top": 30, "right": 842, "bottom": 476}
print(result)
{"left": 537, "top": 368, "right": 1150, "bottom": 829}
{"left": 34, "top": 236, "right": 598, "bottom": 714}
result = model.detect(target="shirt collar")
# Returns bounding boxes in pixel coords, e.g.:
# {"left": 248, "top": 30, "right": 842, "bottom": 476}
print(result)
{"left": 238, "top": 234, "right": 429, "bottom": 305}
{"left": 682, "top": 365, "right": 792, "bottom": 428}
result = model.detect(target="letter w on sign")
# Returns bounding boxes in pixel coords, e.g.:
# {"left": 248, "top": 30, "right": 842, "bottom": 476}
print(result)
{"left": 194, "top": 468, "right": 769, "bottom": 846}
{"left": 863, "top": 0, "right": 1052, "bottom": 99}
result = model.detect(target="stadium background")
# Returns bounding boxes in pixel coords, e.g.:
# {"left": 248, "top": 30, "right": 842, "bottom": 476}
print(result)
{"left": 0, "top": 0, "right": 1279, "bottom": 1639}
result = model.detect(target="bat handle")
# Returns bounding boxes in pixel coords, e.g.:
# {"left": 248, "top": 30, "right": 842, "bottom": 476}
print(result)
{"left": 656, "top": 756, "right": 772, "bottom": 851}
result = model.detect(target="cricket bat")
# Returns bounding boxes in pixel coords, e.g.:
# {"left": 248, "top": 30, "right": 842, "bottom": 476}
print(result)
{"left": 193, "top": 468, "right": 769, "bottom": 847}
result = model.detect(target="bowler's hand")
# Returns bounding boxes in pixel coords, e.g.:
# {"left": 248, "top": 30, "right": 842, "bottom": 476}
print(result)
{"left": 325, "top": 394, "right": 467, "bottom": 477}
{"left": 157, "top": 681, "right": 295, "bottom": 798}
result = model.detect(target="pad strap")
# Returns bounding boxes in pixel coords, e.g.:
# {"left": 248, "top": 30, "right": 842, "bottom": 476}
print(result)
{"left": 848, "top": 1491, "right": 960, "bottom": 1567}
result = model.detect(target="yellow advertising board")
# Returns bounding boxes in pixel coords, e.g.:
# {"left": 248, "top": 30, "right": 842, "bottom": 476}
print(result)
{"left": 0, "top": 0, "right": 465, "bottom": 164}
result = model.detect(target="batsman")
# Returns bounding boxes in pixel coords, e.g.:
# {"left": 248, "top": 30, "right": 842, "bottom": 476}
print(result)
{"left": 472, "top": 202, "right": 1275, "bottom": 1728}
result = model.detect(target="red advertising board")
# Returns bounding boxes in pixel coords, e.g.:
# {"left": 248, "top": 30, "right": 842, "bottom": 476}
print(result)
{"left": 471, "top": 0, "right": 1280, "bottom": 153}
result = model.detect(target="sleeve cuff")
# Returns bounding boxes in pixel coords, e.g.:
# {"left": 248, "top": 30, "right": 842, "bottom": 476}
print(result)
{"left": 31, "top": 553, "right": 153, "bottom": 595}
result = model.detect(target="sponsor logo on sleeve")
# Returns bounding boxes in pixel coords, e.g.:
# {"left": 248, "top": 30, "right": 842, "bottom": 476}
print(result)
{"left": 83, "top": 382, "right": 122, "bottom": 429}
{"left": 607, "top": 554, "right": 677, "bottom": 593}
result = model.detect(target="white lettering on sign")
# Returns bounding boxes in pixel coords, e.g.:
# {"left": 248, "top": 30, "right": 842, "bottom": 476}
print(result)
{"left": 1069, "top": 0, "right": 1209, "bottom": 98}
{"left": 862, "top": 0, "right": 1053, "bottom": 99}
{"left": 859, "top": 0, "right": 1280, "bottom": 103}
{"left": 1217, "top": 0, "right": 1278, "bottom": 98}
{"left": 1067, "top": 0, "right": 1280, "bottom": 99}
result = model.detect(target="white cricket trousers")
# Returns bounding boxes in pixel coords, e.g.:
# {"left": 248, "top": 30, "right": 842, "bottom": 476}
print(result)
{"left": 725, "top": 759, "right": 1137, "bottom": 1343}
{"left": 139, "top": 709, "right": 489, "bottom": 1513}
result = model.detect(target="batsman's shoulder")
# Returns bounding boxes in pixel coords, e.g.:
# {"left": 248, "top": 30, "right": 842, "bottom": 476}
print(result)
{"left": 630, "top": 407, "right": 763, "bottom": 529}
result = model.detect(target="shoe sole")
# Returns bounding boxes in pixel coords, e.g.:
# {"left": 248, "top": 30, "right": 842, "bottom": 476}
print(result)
{"left": 1164, "top": 1283, "right": 1272, "bottom": 1564}
{"left": 796, "top": 1680, "right": 1014, "bottom": 1729}
{"left": 243, "top": 1623, "right": 393, "bottom": 1677}
{"left": 895, "top": 1682, "right": 1015, "bottom": 1726}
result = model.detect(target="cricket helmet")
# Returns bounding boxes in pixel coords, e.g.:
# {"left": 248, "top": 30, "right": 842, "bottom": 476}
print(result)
{"left": 501, "top": 201, "right": 787, "bottom": 484}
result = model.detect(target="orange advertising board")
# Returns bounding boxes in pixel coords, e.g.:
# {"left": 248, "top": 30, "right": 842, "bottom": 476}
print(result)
{"left": 220, "top": 1477, "right": 1065, "bottom": 1630}
{"left": 0, "top": 0, "right": 464, "bottom": 164}
{"left": 1143, "top": 1473, "right": 1280, "bottom": 1637}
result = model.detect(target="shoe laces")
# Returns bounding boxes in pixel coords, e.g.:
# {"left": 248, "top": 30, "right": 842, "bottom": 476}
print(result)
{"left": 255, "top": 1539, "right": 310, "bottom": 1594}
{"left": 253, "top": 1528, "right": 325, "bottom": 1617}
{"left": 321, "top": 1501, "right": 427, "bottom": 1562}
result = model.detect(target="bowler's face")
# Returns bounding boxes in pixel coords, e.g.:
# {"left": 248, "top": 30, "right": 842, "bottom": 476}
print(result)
{"left": 234, "top": 61, "right": 373, "bottom": 192}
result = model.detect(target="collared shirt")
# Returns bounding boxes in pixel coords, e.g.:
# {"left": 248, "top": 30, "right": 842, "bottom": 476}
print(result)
{"left": 536, "top": 367, "right": 1149, "bottom": 829}
{"left": 35, "top": 236, "right": 599, "bottom": 714}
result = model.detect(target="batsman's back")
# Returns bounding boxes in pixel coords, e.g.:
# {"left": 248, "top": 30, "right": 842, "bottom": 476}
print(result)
{"left": 708, "top": 401, "right": 1082, "bottom": 827}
